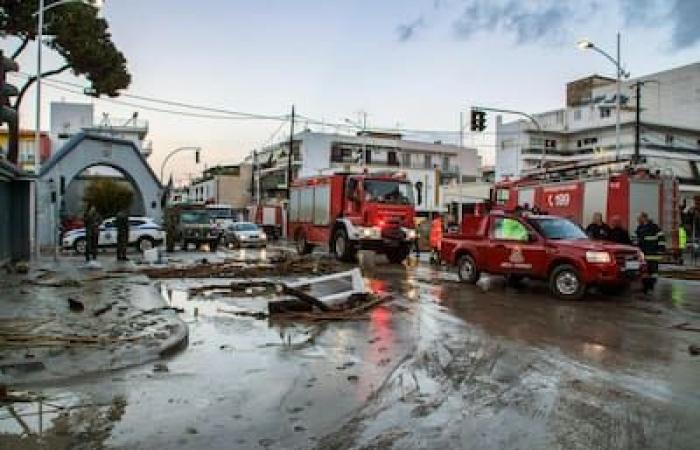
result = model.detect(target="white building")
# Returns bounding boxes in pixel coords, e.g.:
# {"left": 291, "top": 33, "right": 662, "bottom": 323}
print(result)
{"left": 251, "top": 130, "right": 481, "bottom": 215}
{"left": 50, "top": 102, "right": 153, "bottom": 158}
{"left": 496, "top": 62, "right": 700, "bottom": 200}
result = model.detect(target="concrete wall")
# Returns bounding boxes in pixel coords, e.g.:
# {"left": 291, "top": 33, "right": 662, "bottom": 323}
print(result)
{"left": 0, "top": 163, "right": 30, "bottom": 264}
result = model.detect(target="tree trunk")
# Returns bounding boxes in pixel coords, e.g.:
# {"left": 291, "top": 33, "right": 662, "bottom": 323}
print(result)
{"left": 7, "top": 117, "right": 19, "bottom": 165}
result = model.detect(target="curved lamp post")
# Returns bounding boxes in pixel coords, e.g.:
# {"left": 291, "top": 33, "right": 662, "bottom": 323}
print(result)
{"left": 577, "top": 33, "right": 630, "bottom": 161}
{"left": 160, "top": 147, "right": 202, "bottom": 184}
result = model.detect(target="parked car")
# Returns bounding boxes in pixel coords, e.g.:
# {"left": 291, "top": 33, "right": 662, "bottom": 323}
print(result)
{"left": 62, "top": 216, "right": 165, "bottom": 254}
{"left": 224, "top": 222, "right": 267, "bottom": 248}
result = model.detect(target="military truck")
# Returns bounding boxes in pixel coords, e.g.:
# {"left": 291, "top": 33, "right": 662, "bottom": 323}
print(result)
{"left": 166, "top": 206, "right": 220, "bottom": 251}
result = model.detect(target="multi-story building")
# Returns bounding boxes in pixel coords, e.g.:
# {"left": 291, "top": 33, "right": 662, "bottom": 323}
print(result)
{"left": 496, "top": 62, "right": 700, "bottom": 200}
{"left": 250, "top": 130, "right": 481, "bottom": 216}
{"left": 50, "top": 102, "right": 153, "bottom": 159}
{"left": 188, "top": 164, "right": 253, "bottom": 209}
{"left": 0, "top": 130, "right": 51, "bottom": 173}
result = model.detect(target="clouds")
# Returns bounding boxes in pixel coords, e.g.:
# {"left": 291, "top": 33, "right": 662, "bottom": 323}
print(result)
{"left": 396, "top": 17, "right": 426, "bottom": 42}
{"left": 396, "top": 0, "right": 700, "bottom": 50}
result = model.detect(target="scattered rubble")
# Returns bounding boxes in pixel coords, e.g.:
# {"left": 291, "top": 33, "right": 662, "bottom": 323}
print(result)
{"left": 141, "top": 254, "right": 344, "bottom": 279}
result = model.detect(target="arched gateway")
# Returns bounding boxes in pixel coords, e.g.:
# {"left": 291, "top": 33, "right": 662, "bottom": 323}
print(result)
{"left": 37, "top": 133, "right": 163, "bottom": 248}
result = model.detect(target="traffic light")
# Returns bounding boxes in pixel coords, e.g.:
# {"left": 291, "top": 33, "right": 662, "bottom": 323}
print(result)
{"left": 0, "top": 50, "right": 19, "bottom": 126}
{"left": 470, "top": 109, "right": 486, "bottom": 132}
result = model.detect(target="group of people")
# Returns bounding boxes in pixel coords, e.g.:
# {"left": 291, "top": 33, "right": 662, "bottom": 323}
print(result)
{"left": 585, "top": 211, "right": 665, "bottom": 293}
{"left": 82, "top": 206, "right": 130, "bottom": 263}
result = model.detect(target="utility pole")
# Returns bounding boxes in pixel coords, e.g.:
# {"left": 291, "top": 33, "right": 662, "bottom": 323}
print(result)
{"left": 459, "top": 111, "right": 464, "bottom": 148}
{"left": 287, "top": 105, "right": 295, "bottom": 199}
{"left": 630, "top": 79, "right": 659, "bottom": 165}
{"left": 634, "top": 81, "right": 640, "bottom": 165}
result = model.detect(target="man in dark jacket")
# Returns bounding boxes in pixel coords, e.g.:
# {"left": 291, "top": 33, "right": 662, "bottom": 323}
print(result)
{"left": 84, "top": 205, "right": 101, "bottom": 262}
{"left": 585, "top": 212, "right": 611, "bottom": 240}
{"left": 608, "top": 215, "right": 632, "bottom": 245}
{"left": 636, "top": 212, "right": 665, "bottom": 294}
{"left": 116, "top": 210, "right": 129, "bottom": 261}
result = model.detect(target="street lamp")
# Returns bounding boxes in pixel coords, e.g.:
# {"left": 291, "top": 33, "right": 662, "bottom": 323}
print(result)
{"left": 33, "top": 0, "right": 102, "bottom": 174}
{"left": 577, "top": 33, "right": 630, "bottom": 160}
{"left": 160, "top": 147, "right": 202, "bottom": 184}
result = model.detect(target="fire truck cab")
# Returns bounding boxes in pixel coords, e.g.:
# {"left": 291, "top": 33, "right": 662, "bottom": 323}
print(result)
{"left": 289, "top": 172, "right": 417, "bottom": 263}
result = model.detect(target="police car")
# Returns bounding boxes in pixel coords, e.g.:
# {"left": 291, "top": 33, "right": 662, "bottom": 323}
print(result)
{"left": 62, "top": 216, "right": 165, "bottom": 254}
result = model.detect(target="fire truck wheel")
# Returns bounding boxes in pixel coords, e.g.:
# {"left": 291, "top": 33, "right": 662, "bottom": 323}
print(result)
{"left": 549, "top": 264, "right": 585, "bottom": 301}
{"left": 386, "top": 244, "right": 411, "bottom": 264}
{"left": 457, "top": 254, "right": 480, "bottom": 284}
{"left": 296, "top": 233, "right": 313, "bottom": 255}
{"left": 332, "top": 228, "right": 355, "bottom": 262}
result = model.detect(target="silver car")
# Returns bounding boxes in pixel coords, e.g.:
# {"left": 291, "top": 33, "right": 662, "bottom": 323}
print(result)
{"left": 224, "top": 222, "right": 267, "bottom": 248}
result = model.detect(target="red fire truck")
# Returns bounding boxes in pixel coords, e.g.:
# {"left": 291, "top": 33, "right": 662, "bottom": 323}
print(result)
{"left": 492, "top": 163, "right": 681, "bottom": 261}
{"left": 248, "top": 205, "right": 284, "bottom": 240}
{"left": 288, "top": 172, "right": 417, "bottom": 263}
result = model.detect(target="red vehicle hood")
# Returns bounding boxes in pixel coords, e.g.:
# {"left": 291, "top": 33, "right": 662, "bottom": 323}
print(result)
{"left": 550, "top": 239, "right": 638, "bottom": 254}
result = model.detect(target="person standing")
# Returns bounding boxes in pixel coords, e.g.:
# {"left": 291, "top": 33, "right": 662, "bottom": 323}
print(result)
{"left": 608, "top": 215, "right": 632, "bottom": 245}
{"left": 585, "top": 212, "right": 611, "bottom": 240}
{"left": 164, "top": 208, "right": 177, "bottom": 252}
{"left": 636, "top": 212, "right": 665, "bottom": 294}
{"left": 83, "top": 205, "right": 101, "bottom": 262}
{"left": 116, "top": 209, "right": 129, "bottom": 261}
{"left": 429, "top": 214, "right": 443, "bottom": 264}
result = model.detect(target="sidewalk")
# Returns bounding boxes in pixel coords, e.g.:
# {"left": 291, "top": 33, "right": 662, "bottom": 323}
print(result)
{"left": 0, "top": 256, "right": 188, "bottom": 386}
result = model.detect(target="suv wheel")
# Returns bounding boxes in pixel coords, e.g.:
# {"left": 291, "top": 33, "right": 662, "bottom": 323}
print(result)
{"left": 137, "top": 237, "right": 155, "bottom": 252}
{"left": 457, "top": 254, "right": 479, "bottom": 284}
{"left": 74, "top": 237, "right": 87, "bottom": 255}
{"left": 549, "top": 264, "right": 585, "bottom": 300}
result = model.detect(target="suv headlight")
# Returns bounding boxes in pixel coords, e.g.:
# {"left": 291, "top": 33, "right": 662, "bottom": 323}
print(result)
{"left": 259, "top": 232, "right": 267, "bottom": 240}
{"left": 405, "top": 229, "right": 417, "bottom": 240}
{"left": 586, "top": 251, "right": 611, "bottom": 264}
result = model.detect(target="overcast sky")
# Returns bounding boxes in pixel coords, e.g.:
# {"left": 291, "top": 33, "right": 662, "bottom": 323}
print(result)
{"left": 3, "top": 0, "right": 699, "bottom": 183}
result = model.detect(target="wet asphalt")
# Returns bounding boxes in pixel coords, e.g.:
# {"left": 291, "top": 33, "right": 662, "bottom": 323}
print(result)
{"left": 1, "top": 250, "right": 699, "bottom": 450}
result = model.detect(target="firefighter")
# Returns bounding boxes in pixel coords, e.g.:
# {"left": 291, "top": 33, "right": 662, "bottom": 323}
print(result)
{"left": 636, "top": 212, "right": 665, "bottom": 294}
{"left": 164, "top": 209, "right": 177, "bottom": 252}
{"left": 585, "top": 212, "right": 611, "bottom": 240}
{"left": 608, "top": 215, "right": 632, "bottom": 245}
{"left": 84, "top": 205, "right": 101, "bottom": 262}
{"left": 429, "top": 214, "right": 443, "bottom": 264}
{"left": 115, "top": 209, "right": 129, "bottom": 261}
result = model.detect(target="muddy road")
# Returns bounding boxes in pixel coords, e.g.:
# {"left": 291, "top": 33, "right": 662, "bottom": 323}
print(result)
{"left": 1, "top": 257, "right": 699, "bottom": 450}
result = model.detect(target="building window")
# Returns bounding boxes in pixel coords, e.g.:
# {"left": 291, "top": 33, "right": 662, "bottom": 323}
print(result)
{"left": 574, "top": 109, "right": 582, "bottom": 121}
{"left": 365, "top": 149, "right": 372, "bottom": 164}
{"left": 577, "top": 139, "right": 582, "bottom": 148}
{"left": 401, "top": 153, "right": 411, "bottom": 167}
{"left": 665, "top": 134, "right": 674, "bottom": 145}
{"left": 388, "top": 151, "right": 398, "bottom": 166}
{"left": 423, "top": 154, "right": 432, "bottom": 169}
{"left": 545, "top": 139, "right": 557, "bottom": 149}
{"left": 600, "top": 107, "right": 612, "bottom": 119}
{"left": 442, "top": 156, "right": 450, "bottom": 171}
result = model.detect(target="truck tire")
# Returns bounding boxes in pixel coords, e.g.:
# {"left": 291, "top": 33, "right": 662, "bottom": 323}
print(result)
{"left": 386, "top": 244, "right": 411, "bottom": 264}
{"left": 549, "top": 264, "right": 585, "bottom": 301}
{"left": 332, "top": 228, "right": 355, "bottom": 262}
{"left": 457, "top": 254, "right": 480, "bottom": 284}
{"left": 296, "top": 232, "right": 313, "bottom": 255}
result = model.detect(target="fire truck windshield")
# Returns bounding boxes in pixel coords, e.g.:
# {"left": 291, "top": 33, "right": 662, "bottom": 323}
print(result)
{"left": 364, "top": 180, "right": 414, "bottom": 205}
{"left": 528, "top": 217, "right": 587, "bottom": 240}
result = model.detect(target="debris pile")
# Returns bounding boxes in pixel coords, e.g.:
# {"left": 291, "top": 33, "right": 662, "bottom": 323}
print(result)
{"left": 193, "top": 269, "right": 391, "bottom": 322}
{"left": 141, "top": 254, "right": 344, "bottom": 279}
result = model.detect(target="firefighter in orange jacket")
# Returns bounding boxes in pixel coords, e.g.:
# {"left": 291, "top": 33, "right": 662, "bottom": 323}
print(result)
{"left": 429, "top": 214, "right": 443, "bottom": 264}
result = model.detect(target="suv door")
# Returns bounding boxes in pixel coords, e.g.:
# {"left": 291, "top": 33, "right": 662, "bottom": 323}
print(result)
{"left": 100, "top": 220, "right": 117, "bottom": 247}
{"left": 487, "top": 217, "right": 546, "bottom": 275}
